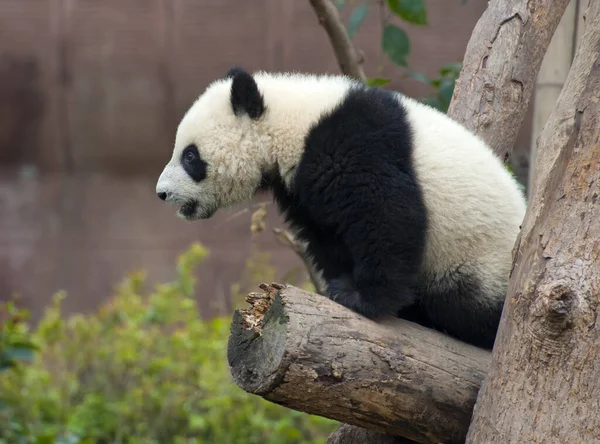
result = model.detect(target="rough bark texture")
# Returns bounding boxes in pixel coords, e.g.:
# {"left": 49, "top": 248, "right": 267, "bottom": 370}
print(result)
{"left": 326, "top": 423, "right": 416, "bottom": 444}
{"left": 308, "top": 0, "right": 367, "bottom": 81}
{"left": 228, "top": 284, "right": 491, "bottom": 444}
{"left": 466, "top": 2, "right": 600, "bottom": 442}
{"left": 448, "top": 0, "right": 571, "bottom": 161}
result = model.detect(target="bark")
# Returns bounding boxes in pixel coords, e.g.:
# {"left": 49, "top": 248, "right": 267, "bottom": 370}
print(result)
{"left": 447, "top": 0, "right": 571, "bottom": 161}
{"left": 228, "top": 284, "right": 491, "bottom": 444}
{"left": 326, "top": 423, "right": 416, "bottom": 444}
{"left": 466, "top": 2, "right": 600, "bottom": 442}
{"left": 308, "top": 0, "right": 366, "bottom": 81}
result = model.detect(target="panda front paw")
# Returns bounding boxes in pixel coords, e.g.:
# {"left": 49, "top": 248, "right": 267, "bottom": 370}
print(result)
{"left": 328, "top": 275, "right": 362, "bottom": 306}
{"left": 327, "top": 275, "right": 379, "bottom": 318}
{"left": 327, "top": 274, "right": 415, "bottom": 319}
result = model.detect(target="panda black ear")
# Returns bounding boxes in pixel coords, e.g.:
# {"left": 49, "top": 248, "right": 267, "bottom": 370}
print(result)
{"left": 227, "top": 66, "right": 265, "bottom": 120}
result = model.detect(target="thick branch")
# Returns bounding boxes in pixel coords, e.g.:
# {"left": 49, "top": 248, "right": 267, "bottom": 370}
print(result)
{"left": 466, "top": 2, "right": 600, "bottom": 442}
{"left": 448, "top": 0, "right": 571, "bottom": 161}
{"left": 228, "top": 284, "right": 491, "bottom": 444}
{"left": 308, "top": 0, "right": 366, "bottom": 81}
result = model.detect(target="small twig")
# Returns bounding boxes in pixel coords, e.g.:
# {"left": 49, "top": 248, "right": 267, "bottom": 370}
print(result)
{"left": 273, "top": 228, "right": 327, "bottom": 295}
{"left": 308, "top": 0, "right": 367, "bottom": 81}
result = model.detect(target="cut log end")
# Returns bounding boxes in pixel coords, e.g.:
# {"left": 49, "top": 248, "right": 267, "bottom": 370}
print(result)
{"left": 228, "top": 282, "right": 291, "bottom": 396}
{"left": 238, "top": 282, "right": 286, "bottom": 333}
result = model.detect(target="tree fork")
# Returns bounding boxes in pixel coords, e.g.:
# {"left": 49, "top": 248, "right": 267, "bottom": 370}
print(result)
{"left": 466, "top": 1, "right": 600, "bottom": 441}
{"left": 448, "top": 0, "right": 572, "bottom": 161}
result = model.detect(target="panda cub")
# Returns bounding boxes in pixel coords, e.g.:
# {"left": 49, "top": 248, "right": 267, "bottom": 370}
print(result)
{"left": 156, "top": 67, "right": 526, "bottom": 349}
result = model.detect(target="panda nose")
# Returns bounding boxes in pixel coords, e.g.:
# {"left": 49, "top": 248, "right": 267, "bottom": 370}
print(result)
{"left": 157, "top": 192, "right": 167, "bottom": 201}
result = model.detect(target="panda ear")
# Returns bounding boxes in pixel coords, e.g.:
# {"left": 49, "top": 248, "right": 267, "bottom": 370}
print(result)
{"left": 227, "top": 66, "right": 265, "bottom": 120}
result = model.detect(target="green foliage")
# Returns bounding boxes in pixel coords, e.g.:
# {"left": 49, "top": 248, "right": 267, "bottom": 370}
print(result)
{"left": 382, "top": 25, "right": 410, "bottom": 67}
{"left": 387, "top": 0, "right": 427, "bottom": 26}
{"left": 338, "top": 0, "right": 468, "bottom": 112}
{"left": 409, "top": 62, "right": 462, "bottom": 112}
{"left": 347, "top": 2, "right": 369, "bottom": 38}
{"left": 0, "top": 302, "right": 38, "bottom": 376}
{"left": 0, "top": 243, "right": 338, "bottom": 444}
{"left": 365, "top": 77, "right": 391, "bottom": 87}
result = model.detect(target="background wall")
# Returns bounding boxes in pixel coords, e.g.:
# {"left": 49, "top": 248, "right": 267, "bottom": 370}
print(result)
{"left": 0, "top": 0, "right": 533, "bottom": 320}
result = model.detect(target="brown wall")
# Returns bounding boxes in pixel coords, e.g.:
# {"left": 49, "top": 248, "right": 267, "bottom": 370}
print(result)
{"left": 0, "top": 0, "right": 532, "bottom": 320}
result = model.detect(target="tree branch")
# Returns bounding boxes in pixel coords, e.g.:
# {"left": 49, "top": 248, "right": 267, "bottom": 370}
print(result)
{"left": 228, "top": 284, "right": 491, "bottom": 444}
{"left": 448, "top": 0, "right": 572, "bottom": 161}
{"left": 308, "top": 0, "right": 366, "bottom": 81}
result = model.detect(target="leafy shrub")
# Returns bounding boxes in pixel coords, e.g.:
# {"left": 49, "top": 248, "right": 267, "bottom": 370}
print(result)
{"left": 0, "top": 243, "right": 338, "bottom": 444}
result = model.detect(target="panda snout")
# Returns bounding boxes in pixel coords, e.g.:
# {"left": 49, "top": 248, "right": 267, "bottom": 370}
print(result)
{"left": 157, "top": 191, "right": 168, "bottom": 201}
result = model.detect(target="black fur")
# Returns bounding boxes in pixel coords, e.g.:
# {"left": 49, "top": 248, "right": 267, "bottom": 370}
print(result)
{"left": 263, "top": 85, "right": 496, "bottom": 349}
{"left": 180, "top": 144, "right": 207, "bottom": 182}
{"left": 416, "top": 270, "right": 502, "bottom": 349}
{"left": 228, "top": 66, "right": 265, "bottom": 119}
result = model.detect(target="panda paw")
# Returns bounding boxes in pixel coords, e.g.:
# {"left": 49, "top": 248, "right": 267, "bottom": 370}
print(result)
{"left": 327, "top": 274, "right": 416, "bottom": 319}
{"left": 327, "top": 275, "right": 381, "bottom": 319}
{"left": 328, "top": 275, "right": 361, "bottom": 304}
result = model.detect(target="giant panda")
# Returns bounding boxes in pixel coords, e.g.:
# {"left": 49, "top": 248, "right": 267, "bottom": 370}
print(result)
{"left": 156, "top": 66, "right": 527, "bottom": 349}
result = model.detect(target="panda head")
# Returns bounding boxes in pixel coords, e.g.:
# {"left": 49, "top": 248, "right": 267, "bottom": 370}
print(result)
{"left": 156, "top": 67, "right": 268, "bottom": 220}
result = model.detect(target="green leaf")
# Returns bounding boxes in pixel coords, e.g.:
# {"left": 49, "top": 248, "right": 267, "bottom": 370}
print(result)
{"left": 0, "top": 358, "right": 16, "bottom": 372}
{"left": 408, "top": 71, "right": 430, "bottom": 85}
{"left": 347, "top": 2, "right": 369, "bottom": 38}
{"left": 366, "top": 77, "right": 391, "bottom": 87}
{"left": 438, "top": 78, "right": 456, "bottom": 104}
{"left": 440, "top": 62, "right": 462, "bottom": 77}
{"left": 420, "top": 96, "right": 443, "bottom": 111}
{"left": 382, "top": 25, "right": 410, "bottom": 67}
{"left": 387, "top": 0, "right": 427, "bottom": 25}
{"left": 4, "top": 344, "right": 36, "bottom": 362}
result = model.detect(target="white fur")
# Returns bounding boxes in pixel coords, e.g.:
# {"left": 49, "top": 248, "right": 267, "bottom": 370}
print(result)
{"left": 399, "top": 95, "right": 526, "bottom": 305}
{"left": 156, "top": 71, "right": 526, "bottom": 306}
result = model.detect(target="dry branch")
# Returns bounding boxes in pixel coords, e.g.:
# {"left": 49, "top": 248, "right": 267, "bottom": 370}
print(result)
{"left": 228, "top": 284, "right": 491, "bottom": 444}
{"left": 448, "top": 0, "right": 571, "bottom": 161}
{"left": 272, "top": 228, "right": 327, "bottom": 295}
{"left": 308, "top": 0, "right": 366, "bottom": 81}
{"left": 465, "top": 2, "right": 600, "bottom": 441}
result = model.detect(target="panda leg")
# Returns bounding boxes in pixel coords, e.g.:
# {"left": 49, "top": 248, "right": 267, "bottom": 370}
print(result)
{"left": 326, "top": 200, "right": 426, "bottom": 318}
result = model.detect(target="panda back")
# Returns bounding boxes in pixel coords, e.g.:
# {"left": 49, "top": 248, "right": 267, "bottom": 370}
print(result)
{"left": 399, "top": 94, "right": 527, "bottom": 278}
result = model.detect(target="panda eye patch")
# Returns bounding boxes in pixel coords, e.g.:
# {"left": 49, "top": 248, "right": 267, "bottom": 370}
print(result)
{"left": 180, "top": 144, "right": 207, "bottom": 182}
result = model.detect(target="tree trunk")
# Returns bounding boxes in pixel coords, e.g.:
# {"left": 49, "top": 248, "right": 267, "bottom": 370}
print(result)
{"left": 227, "top": 284, "right": 490, "bottom": 444}
{"left": 466, "top": 2, "right": 600, "bottom": 442}
{"left": 448, "top": 0, "right": 571, "bottom": 161}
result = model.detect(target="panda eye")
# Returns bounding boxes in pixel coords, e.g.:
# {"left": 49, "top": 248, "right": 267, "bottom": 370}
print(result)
{"left": 180, "top": 144, "right": 207, "bottom": 182}
{"left": 184, "top": 146, "right": 198, "bottom": 164}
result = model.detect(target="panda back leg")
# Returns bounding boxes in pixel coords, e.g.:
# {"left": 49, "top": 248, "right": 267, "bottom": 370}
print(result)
{"left": 417, "top": 269, "right": 504, "bottom": 349}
